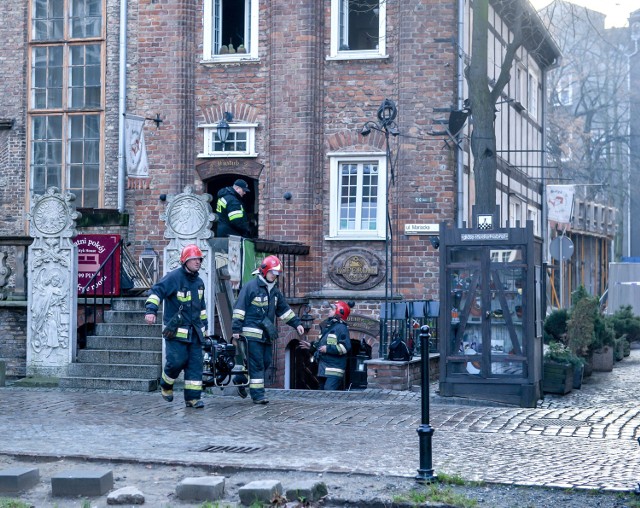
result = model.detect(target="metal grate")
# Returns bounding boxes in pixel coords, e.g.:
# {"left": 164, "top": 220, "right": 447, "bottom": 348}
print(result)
{"left": 525, "top": 418, "right": 593, "bottom": 427}
{"left": 200, "top": 445, "right": 264, "bottom": 454}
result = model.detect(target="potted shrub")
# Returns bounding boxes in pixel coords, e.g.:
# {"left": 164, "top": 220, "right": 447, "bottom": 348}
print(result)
{"left": 543, "top": 342, "right": 583, "bottom": 394}
{"left": 607, "top": 305, "right": 640, "bottom": 357}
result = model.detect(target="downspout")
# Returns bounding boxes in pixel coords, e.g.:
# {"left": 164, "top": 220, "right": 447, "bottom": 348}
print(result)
{"left": 117, "top": 0, "right": 128, "bottom": 213}
{"left": 456, "top": 0, "right": 465, "bottom": 228}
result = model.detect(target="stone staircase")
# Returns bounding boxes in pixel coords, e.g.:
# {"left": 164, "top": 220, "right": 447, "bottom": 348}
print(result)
{"left": 59, "top": 298, "right": 162, "bottom": 391}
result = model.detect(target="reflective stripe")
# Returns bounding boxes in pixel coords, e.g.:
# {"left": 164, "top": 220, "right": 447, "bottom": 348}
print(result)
{"left": 327, "top": 334, "right": 338, "bottom": 345}
{"left": 250, "top": 378, "right": 265, "bottom": 389}
{"left": 199, "top": 289, "right": 204, "bottom": 299}
{"left": 279, "top": 309, "right": 295, "bottom": 322}
{"left": 325, "top": 367, "right": 345, "bottom": 377}
{"left": 251, "top": 296, "right": 268, "bottom": 307}
{"left": 200, "top": 309, "right": 207, "bottom": 319}
{"left": 185, "top": 380, "right": 203, "bottom": 391}
{"left": 228, "top": 210, "right": 244, "bottom": 220}
{"left": 177, "top": 290, "right": 191, "bottom": 303}
{"left": 233, "top": 309, "right": 246, "bottom": 320}
{"left": 176, "top": 327, "right": 189, "bottom": 339}
{"left": 162, "top": 372, "right": 176, "bottom": 385}
{"left": 242, "top": 326, "right": 263, "bottom": 339}
{"left": 146, "top": 294, "right": 160, "bottom": 306}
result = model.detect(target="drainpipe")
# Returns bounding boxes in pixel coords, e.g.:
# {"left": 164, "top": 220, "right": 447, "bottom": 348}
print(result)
{"left": 117, "top": 0, "right": 128, "bottom": 213}
{"left": 456, "top": 0, "right": 465, "bottom": 228}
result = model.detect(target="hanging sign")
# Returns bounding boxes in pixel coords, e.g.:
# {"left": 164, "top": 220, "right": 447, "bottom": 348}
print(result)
{"left": 74, "top": 234, "right": 121, "bottom": 296}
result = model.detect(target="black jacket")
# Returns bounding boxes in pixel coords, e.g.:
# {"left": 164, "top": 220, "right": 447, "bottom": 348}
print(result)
{"left": 216, "top": 186, "right": 251, "bottom": 237}
{"left": 231, "top": 275, "right": 301, "bottom": 343}
{"left": 314, "top": 317, "right": 351, "bottom": 378}
{"left": 145, "top": 266, "right": 208, "bottom": 343}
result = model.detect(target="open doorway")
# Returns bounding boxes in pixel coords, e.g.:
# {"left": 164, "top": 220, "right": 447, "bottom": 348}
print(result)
{"left": 206, "top": 176, "right": 258, "bottom": 238}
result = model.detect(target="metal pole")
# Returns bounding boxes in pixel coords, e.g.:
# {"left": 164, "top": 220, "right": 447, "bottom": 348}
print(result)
{"left": 416, "top": 325, "right": 437, "bottom": 483}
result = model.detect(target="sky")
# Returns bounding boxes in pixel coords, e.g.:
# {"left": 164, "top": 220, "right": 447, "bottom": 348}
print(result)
{"left": 530, "top": 0, "right": 640, "bottom": 28}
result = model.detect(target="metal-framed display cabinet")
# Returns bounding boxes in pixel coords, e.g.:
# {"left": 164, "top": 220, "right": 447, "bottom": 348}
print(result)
{"left": 438, "top": 217, "right": 543, "bottom": 408}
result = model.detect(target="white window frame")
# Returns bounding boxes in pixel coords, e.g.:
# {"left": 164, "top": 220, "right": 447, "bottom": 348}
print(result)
{"left": 329, "top": 0, "right": 386, "bottom": 60}
{"left": 528, "top": 72, "right": 538, "bottom": 121}
{"left": 328, "top": 152, "right": 387, "bottom": 240}
{"left": 202, "top": 0, "right": 259, "bottom": 62}
{"left": 198, "top": 122, "right": 258, "bottom": 158}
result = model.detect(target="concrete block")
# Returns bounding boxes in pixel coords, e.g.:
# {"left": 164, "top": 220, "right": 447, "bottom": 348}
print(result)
{"left": 175, "top": 476, "right": 225, "bottom": 502}
{"left": 51, "top": 469, "right": 114, "bottom": 497}
{"left": 238, "top": 479, "right": 282, "bottom": 506}
{"left": 0, "top": 467, "right": 40, "bottom": 493}
{"left": 285, "top": 480, "right": 328, "bottom": 503}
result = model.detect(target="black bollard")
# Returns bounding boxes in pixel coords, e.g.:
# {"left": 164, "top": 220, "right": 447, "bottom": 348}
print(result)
{"left": 416, "top": 325, "right": 437, "bottom": 483}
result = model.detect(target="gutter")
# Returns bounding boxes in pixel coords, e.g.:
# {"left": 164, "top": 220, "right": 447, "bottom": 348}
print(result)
{"left": 117, "top": 0, "right": 128, "bottom": 213}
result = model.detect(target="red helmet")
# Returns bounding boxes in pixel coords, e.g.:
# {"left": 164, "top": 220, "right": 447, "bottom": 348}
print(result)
{"left": 180, "top": 244, "right": 203, "bottom": 264}
{"left": 259, "top": 255, "right": 282, "bottom": 277}
{"left": 333, "top": 301, "right": 351, "bottom": 321}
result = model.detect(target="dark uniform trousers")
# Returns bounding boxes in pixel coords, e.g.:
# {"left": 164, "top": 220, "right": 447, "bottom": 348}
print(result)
{"left": 247, "top": 340, "right": 272, "bottom": 401}
{"left": 160, "top": 325, "right": 204, "bottom": 402}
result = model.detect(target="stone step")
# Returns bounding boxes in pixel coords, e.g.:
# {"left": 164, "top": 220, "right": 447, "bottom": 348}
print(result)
{"left": 59, "top": 376, "right": 158, "bottom": 391}
{"left": 103, "top": 309, "right": 161, "bottom": 324}
{"left": 94, "top": 322, "right": 162, "bottom": 338}
{"left": 68, "top": 363, "right": 161, "bottom": 379}
{"left": 77, "top": 349, "right": 162, "bottom": 365}
{"left": 85, "top": 336, "right": 163, "bottom": 352}
{"left": 110, "top": 298, "right": 148, "bottom": 312}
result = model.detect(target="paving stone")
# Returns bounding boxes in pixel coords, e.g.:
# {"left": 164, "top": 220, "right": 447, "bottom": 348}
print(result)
{"left": 175, "top": 476, "right": 225, "bottom": 502}
{"left": 238, "top": 479, "right": 283, "bottom": 506}
{"left": 107, "top": 485, "right": 145, "bottom": 505}
{"left": 284, "top": 480, "right": 328, "bottom": 502}
{"left": 51, "top": 468, "right": 114, "bottom": 497}
{"left": 0, "top": 467, "right": 40, "bottom": 493}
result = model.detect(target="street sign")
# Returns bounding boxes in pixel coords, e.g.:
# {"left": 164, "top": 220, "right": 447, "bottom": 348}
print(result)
{"left": 404, "top": 223, "right": 439, "bottom": 235}
{"left": 550, "top": 235, "right": 574, "bottom": 261}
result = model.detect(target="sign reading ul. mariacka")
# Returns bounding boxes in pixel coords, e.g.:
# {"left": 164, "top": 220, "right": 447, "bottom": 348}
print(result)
{"left": 328, "top": 248, "right": 384, "bottom": 290}
{"left": 74, "top": 234, "right": 121, "bottom": 296}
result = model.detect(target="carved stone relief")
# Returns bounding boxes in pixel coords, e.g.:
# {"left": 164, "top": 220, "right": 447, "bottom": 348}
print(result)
{"left": 159, "top": 186, "right": 216, "bottom": 335}
{"left": 26, "top": 188, "right": 80, "bottom": 376}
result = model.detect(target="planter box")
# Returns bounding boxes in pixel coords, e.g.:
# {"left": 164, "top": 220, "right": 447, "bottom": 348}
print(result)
{"left": 592, "top": 346, "right": 614, "bottom": 372}
{"left": 572, "top": 363, "right": 584, "bottom": 389}
{"left": 543, "top": 362, "right": 573, "bottom": 395}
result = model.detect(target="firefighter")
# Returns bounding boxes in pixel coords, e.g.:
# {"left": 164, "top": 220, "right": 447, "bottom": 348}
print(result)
{"left": 216, "top": 179, "right": 252, "bottom": 238}
{"left": 232, "top": 255, "right": 305, "bottom": 404}
{"left": 144, "top": 244, "right": 208, "bottom": 408}
{"left": 301, "top": 301, "right": 353, "bottom": 390}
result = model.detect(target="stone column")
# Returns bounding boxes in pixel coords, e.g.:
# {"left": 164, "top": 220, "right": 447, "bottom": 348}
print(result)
{"left": 26, "top": 187, "right": 80, "bottom": 377}
{"left": 160, "top": 185, "right": 216, "bottom": 335}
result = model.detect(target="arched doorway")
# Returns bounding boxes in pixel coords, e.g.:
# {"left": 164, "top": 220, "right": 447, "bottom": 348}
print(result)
{"left": 204, "top": 174, "right": 258, "bottom": 238}
{"left": 286, "top": 314, "right": 379, "bottom": 391}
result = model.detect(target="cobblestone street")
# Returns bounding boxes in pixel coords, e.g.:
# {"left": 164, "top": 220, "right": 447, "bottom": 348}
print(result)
{"left": 2, "top": 349, "right": 640, "bottom": 505}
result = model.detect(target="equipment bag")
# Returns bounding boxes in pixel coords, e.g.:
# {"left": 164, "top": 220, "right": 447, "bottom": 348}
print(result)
{"left": 388, "top": 336, "right": 411, "bottom": 361}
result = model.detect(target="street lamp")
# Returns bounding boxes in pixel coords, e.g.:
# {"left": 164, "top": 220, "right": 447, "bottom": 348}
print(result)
{"left": 361, "top": 98, "right": 399, "bottom": 356}
{"left": 416, "top": 324, "right": 437, "bottom": 483}
{"left": 298, "top": 304, "right": 314, "bottom": 334}
{"left": 217, "top": 111, "right": 234, "bottom": 145}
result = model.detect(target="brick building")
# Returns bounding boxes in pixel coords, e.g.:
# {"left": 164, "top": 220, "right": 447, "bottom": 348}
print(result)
{"left": 0, "top": 0, "right": 559, "bottom": 385}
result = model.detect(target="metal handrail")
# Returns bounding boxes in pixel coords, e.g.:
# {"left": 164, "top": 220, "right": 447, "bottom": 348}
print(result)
{"left": 77, "top": 239, "right": 124, "bottom": 348}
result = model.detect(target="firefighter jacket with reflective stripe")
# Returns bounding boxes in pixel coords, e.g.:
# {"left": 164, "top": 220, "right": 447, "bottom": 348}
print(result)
{"left": 145, "top": 266, "right": 208, "bottom": 343}
{"left": 216, "top": 186, "right": 251, "bottom": 238}
{"left": 315, "top": 317, "right": 351, "bottom": 378}
{"left": 232, "top": 275, "right": 301, "bottom": 343}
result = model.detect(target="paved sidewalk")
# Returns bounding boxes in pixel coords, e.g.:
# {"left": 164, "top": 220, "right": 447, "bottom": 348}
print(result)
{"left": 2, "top": 349, "right": 640, "bottom": 493}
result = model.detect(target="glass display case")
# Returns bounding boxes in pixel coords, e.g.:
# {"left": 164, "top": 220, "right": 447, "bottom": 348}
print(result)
{"left": 438, "top": 217, "right": 542, "bottom": 407}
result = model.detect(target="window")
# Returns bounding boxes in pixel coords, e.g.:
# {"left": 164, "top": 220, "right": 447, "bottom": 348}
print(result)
{"left": 555, "top": 73, "right": 573, "bottom": 107}
{"left": 29, "top": 0, "right": 104, "bottom": 208}
{"left": 203, "top": 0, "right": 259, "bottom": 61}
{"left": 330, "top": 0, "right": 386, "bottom": 59}
{"left": 198, "top": 122, "right": 258, "bottom": 157}
{"left": 328, "top": 153, "right": 387, "bottom": 239}
{"left": 527, "top": 73, "right": 538, "bottom": 120}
